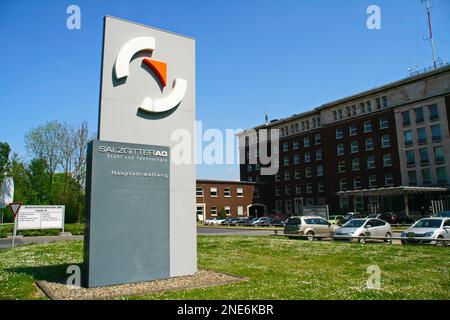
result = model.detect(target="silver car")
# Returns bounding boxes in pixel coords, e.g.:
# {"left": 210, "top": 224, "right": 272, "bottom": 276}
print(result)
{"left": 401, "top": 217, "right": 450, "bottom": 245}
{"left": 284, "top": 216, "right": 339, "bottom": 241}
{"left": 334, "top": 218, "right": 392, "bottom": 243}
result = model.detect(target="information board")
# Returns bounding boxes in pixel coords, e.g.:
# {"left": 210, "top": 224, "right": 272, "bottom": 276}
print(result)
{"left": 302, "top": 205, "right": 329, "bottom": 220}
{"left": 17, "top": 206, "right": 65, "bottom": 230}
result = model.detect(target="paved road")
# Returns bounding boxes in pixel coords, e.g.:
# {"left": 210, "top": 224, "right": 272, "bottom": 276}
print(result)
{"left": 197, "top": 227, "right": 273, "bottom": 236}
{"left": 0, "top": 227, "right": 273, "bottom": 249}
{"left": 0, "top": 228, "right": 404, "bottom": 249}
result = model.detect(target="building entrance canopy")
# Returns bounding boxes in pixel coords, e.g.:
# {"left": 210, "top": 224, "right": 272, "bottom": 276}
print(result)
{"left": 336, "top": 186, "right": 447, "bottom": 197}
{"left": 336, "top": 186, "right": 447, "bottom": 217}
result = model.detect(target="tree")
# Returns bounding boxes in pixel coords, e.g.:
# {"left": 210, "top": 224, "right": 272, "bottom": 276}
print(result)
{"left": 218, "top": 208, "right": 227, "bottom": 218}
{"left": 23, "top": 120, "right": 91, "bottom": 223}
{"left": 71, "top": 121, "right": 90, "bottom": 223}
{"left": 27, "top": 158, "right": 50, "bottom": 204}
{"left": 25, "top": 121, "right": 64, "bottom": 191}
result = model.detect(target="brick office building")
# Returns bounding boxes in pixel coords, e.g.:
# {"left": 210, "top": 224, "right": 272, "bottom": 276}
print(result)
{"left": 238, "top": 65, "right": 450, "bottom": 216}
{"left": 195, "top": 180, "right": 264, "bottom": 221}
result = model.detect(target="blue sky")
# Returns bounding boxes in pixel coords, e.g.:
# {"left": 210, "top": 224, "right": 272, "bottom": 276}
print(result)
{"left": 0, "top": 0, "right": 449, "bottom": 180}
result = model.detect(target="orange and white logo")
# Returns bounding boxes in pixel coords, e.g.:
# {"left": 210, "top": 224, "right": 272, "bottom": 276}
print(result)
{"left": 114, "top": 37, "right": 187, "bottom": 113}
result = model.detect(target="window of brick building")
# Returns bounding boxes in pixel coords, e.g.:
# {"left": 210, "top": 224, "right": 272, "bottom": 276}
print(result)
{"left": 339, "top": 161, "right": 346, "bottom": 173}
{"left": 337, "top": 144, "right": 345, "bottom": 156}
{"left": 364, "top": 120, "right": 372, "bottom": 132}
{"left": 369, "top": 175, "right": 377, "bottom": 188}
{"left": 429, "top": 104, "right": 439, "bottom": 120}
{"left": 381, "top": 135, "right": 391, "bottom": 148}
{"left": 415, "top": 107, "right": 424, "bottom": 123}
{"left": 367, "top": 156, "right": 376, "bottom": 169}
{"left": 365, "top": 138, "right": 374, "bottom": 150}
{"left": 384, "top": 173, "right": 394, "bottom": 186}
{"left": 422, "top": 168, "right": 432, "bottom": 185}
{"left": 408, "top": 171, "right": 417, "bottom": 186}
{"left": 383, "top": 153, "right": 392, "bottom": 167}
{"left": 316, "top": 149, "right": 323, "bottom": 161}
{"left": 402, "top": 111, "right": 411, "bottom": 126}
{"left": 352, "top": 159, "right": 360, "bottom": 171}
{"left": 351, "top": 141, "right": 359, "bottom": 153}
{"left": 379, "top": 117, "right": 389, "bottom": 129}
{"left": 431, "top": 124, "right": 442, "bottom": 142}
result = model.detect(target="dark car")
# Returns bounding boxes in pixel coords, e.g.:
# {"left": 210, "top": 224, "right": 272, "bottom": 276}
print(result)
{"left": 368, "top": 213, "right": 395, "bottom": 224}
{"left": 392, "top": 212, "right": 416, "bottom": 224}
{"left": 236, "top": 217, "right": 251, "bottom": 225}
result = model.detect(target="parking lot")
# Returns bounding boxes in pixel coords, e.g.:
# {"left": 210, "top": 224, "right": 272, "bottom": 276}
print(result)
{"left": 202, "top": 213, "right": 450, "bottom": 246}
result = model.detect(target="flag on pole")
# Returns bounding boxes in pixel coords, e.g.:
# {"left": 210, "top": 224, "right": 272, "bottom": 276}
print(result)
{"left": 0, "top": 176, "right": 14, "bottom": 208}
{"left": 265, "top": 112, "right": 269, "bottom": 126}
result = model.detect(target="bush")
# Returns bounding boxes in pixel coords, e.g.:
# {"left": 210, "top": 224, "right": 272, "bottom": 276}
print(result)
{"left": 1, "top": 209, "right": 13, "bottom": 224}
{"left": 218, "top": 208, "right": 227, "bottom": 218}
{"left": 64, "top": 223, "right": 84, "bottom": 235}
{"left": 0, "top": 223, "right": 84, "bottom": 238}
{"left": 20, "top": 229, "right": 60, "bottom": 237}
{"left": 0, "top": 225, "right": 13, "bottom": 238}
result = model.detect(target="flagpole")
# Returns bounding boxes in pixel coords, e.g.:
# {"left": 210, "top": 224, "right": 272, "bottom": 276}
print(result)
{"left": 11, "top": 214, "right": 17, "bottom": 249}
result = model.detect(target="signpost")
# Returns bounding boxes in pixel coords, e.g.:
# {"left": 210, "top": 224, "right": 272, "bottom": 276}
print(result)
{"left": 302, "top": 205, "right": 330, "bottom": 220}
{"left": 8, "top": 204, "right": 64, "bottom": 248}
{"left": 16, "top": 205, "right": 65, "bottom": 232}
{"left": 83, "top": 17, "right": 196, "bottom": 288}
{"left": 9, "top": 202, "right": 22, "bottom": 249}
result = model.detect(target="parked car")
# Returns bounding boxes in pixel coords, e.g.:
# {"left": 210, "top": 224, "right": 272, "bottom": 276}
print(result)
{"left": 401, "top": 217, "right": 450, "bottom": 245}
{"left": 244, "top": 217, "right": 260, "bottom": 226}
{"left": 236, "top": 217, "right": 251, "bottom": 225}
{"left": 328, "top": 215, "right": 346, "bottom": 226}
{"left": 367, "top": 213, "right": 395, "bottom": 224}
{"left": 249, "top": 217, "right": 268, "bottom": 225}
{"left": 254, "top": 217, "right": 272, "bottom": 226}
{"left": 342, "top": 212, "right": 364, "bottom": 222}
{"left": 203, "top": 217, "right": 219, "bottom": 225}
{"left": 284, "top": 216, "right": 339, "bottom": 241}
{"left": 334, "top": 218, "right": 392, "bottom": 243}
{"left": 392, "top": 212, "right": 415, "bottom": 224}
{"left": 434, "top": 211, "right": 450, "bottom": 218}
{"left": 227, "top": 218, "right": 243, "bottom": 225}
{"left": 218, "top": 218, "right": 234, "bottom": 225}
{"left": 271, "top": 219, "right": 286, "bottom": 227}
{"left": 209, "top": 218, "right": 227, "bottom": 226}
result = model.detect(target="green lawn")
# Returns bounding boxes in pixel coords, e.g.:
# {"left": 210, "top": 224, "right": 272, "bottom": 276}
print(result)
{"left": 0, "top": 236, "right": 449, "bottom": 300}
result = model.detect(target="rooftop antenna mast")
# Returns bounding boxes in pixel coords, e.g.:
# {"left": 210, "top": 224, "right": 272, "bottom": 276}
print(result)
{"left": 422, "top": 0, "right": 439, "bottom": 69}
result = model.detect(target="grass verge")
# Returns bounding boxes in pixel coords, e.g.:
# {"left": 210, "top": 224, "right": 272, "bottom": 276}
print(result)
{"left": 0, "top": 236, "right": 448, "bottom": 300}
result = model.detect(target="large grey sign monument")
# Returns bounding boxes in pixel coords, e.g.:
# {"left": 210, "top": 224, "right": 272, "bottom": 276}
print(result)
{"left": 84, "top": 16, "right": 196, "bottom": 287}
